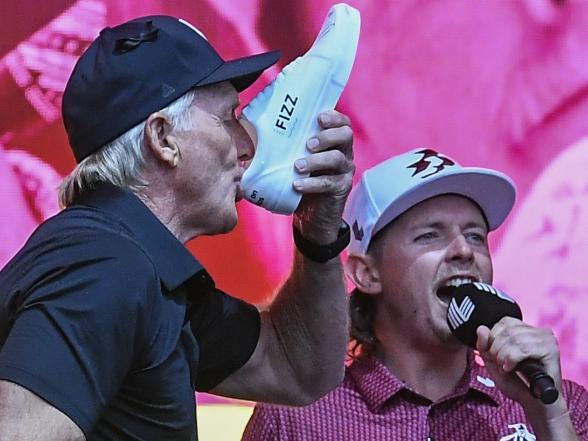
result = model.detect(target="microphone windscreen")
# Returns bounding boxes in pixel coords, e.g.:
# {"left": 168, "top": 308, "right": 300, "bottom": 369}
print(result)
{"left": 442, "top": 282, "right": 522, "bottom": 347}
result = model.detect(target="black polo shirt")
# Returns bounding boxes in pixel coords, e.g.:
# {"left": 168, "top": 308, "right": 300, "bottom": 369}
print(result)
{"left": 0, "top": 184, "right": 260, "bottom": 440}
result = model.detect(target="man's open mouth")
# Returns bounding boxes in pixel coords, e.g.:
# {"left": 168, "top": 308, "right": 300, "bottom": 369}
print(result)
{"left": 436, "top": 277, "right": 478, "bottom": 304}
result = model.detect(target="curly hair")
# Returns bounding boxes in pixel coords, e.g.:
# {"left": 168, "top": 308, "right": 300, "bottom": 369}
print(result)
{"left": 348, "top": 288, "right": 378, "bottom": 359}
{"left": 347, "top": 222, "right": 394, "bottom": 360}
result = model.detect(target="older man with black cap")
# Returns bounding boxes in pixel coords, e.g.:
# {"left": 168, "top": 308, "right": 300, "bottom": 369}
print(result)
{"left": 243, "top": 149, "right": 587, "bottom": 441}
{"left": 0, "top": 15, "right": 354, "bottom": 441}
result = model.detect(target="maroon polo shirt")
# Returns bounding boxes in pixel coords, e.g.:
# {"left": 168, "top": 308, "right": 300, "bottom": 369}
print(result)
{"left": 243, "top": 353, "right": 588, "bottom": 440}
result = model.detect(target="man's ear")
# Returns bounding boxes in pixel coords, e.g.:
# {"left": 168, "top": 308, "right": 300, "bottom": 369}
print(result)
{"left": 144, "top": 112, "right": 180, "bottom": 167}
{"left": 345, "top": 254, "right": 382, "bottom": 295}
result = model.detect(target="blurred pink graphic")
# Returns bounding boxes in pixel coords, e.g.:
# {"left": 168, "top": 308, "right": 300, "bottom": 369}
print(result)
{"left": 494, "top": 136, "right": 588, "bottom": 384}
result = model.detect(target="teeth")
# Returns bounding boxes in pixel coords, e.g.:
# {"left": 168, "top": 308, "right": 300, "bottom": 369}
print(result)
{"left": 443, "top": 277, "right": 476, "bottom": 288}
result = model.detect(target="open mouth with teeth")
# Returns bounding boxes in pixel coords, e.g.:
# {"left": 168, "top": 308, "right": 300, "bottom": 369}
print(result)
{"left": 436, "top": 277, "right": 478, "bottom": 305}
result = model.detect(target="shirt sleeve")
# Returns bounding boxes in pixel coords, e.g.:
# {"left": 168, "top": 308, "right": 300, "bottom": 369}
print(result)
{"left": 564, "top": 380, "right": 588, "bottom": 438}
{"left": 189, "top": 287, "right": 261, "bottom": 391}
{"left": 242, "top": 404, "right": 282, "bottom": 441}
{"left": 0, "top": 233, "right": 159, "bottom": 436}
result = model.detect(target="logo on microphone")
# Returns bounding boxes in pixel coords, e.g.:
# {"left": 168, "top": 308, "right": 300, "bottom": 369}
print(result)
{"left": 473, "top": 282, "right": 516, "bottom": 303}
{"left": 447, "top": 295, "right": 475, "bottom": 330}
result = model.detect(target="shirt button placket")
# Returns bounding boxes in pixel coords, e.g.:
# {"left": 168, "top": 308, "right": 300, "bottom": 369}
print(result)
{"left": 426, "top": 404, "right": 436, "bottom": 441}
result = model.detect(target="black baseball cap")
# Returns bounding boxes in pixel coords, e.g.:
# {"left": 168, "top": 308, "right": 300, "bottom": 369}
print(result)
{"left": 62, "top": 15, "right": 280, "bottom": 162}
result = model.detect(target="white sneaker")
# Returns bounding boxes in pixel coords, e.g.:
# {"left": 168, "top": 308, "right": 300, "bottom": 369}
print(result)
{"left": 240, "top": 3, "right": 361, "bottom": 215}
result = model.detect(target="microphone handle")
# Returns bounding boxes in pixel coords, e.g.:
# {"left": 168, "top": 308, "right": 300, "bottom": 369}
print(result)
{"left": 516, "top": 359, "right": 559, "bottom": 405}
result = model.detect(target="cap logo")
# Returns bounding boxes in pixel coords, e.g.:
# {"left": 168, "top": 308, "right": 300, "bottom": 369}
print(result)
{"left": 178, "top": 18, "right": 208, "bottom": 40}
{"left": 352, "top": 220, "right": 364, "bottom": 241}
{"left": 161, "top": 83, "right": 176, "bottom": 98}
{"left": 408, "top": 149, "right": 455, "bottom": 179}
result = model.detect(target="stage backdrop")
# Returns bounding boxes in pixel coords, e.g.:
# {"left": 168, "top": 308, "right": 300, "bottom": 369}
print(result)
{"left": 2, "top": 0, "right": 588, "bottom": 438}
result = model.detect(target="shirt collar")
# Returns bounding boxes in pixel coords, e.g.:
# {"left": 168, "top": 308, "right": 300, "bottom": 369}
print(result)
{"left": 348, "top": 356, "right": 406, "bottom": 412}
{"left": 460, "top": 351, "right": 504, "bottom": 406}
{"left": 348, "top": 351, "right": 502, "bottom": 412}
{"left": 73, "top": 183, "right": 213, "bottom": 292}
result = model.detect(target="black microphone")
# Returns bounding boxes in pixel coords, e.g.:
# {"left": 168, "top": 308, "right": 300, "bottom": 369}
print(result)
{"left": 441, "top": 282, "right": 559, "bottom": 405}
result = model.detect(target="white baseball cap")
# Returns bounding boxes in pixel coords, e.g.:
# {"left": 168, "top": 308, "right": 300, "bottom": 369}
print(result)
{"left": 344, "top": 148, "right": 516, "bottom": 255}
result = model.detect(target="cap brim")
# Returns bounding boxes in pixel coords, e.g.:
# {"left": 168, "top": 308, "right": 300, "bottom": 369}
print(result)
{"left": 373, "top": 167, "right": 516, "bottom": 236}
{"left": 198, "top": 50, "right": 280, "bottom": 92}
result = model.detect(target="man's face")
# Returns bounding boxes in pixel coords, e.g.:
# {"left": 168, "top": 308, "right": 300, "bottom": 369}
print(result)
{"left": 371, "top": 194, "right": 493, "bottom": 347}
{"left": 172, "top": 82, "right": 255, "bottom": 236}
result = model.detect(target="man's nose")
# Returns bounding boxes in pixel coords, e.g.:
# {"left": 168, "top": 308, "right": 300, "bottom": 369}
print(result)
{"left": 236, "top": 124, "right": 255, "bottom": 163}
{"left": 445, "top": 234, "right": 474, "bottom": 263}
